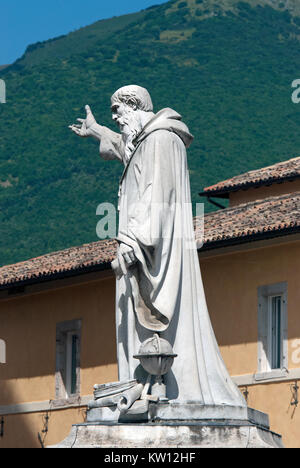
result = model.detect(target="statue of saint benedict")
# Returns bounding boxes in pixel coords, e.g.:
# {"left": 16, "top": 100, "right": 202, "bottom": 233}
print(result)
{"left": 69, "top": 85, "right": 245, "bottom": 406}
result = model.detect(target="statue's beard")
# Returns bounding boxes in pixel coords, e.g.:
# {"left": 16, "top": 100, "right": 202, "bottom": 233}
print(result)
{"left": 116, "top": 110, "right": 142, "bottom": 163}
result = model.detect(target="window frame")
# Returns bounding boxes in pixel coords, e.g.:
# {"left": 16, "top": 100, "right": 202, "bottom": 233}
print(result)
{"left": 0, "top": 339, "right": 6, "bottom": 364}
{"left": 256, "top": 282, "right": 288, "bottom": 381}
{"left": 55, "top": 319, "right": 81, "bottom": 400}
{"left": 267, "top": 294, "right": 282, "bottom": 371}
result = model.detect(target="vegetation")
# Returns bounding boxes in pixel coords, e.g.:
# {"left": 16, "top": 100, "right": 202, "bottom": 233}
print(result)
{"left": 0, "top": 0, "right": 300, "bottom": 265}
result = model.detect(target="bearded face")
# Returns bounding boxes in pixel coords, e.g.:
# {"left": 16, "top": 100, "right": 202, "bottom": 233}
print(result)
{"left": 111, "top": 100, "right": 143, "bottom": 162}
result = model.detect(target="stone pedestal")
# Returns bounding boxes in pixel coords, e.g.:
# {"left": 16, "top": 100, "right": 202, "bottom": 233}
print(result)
{"left": 50, "top": 402, "right": 284, "bottom": 448}
{"left": 51, "top": 421, "right": 283, "bottom": 449}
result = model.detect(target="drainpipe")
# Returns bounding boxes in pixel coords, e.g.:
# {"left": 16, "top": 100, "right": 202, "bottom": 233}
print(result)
{"left": 207, "top": 197, "right": 225, "bottom": 210}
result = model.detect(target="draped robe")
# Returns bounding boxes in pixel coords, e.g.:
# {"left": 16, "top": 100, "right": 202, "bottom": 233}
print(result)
{"left": 99, "top": 108, "right": 245, "bottom": 405}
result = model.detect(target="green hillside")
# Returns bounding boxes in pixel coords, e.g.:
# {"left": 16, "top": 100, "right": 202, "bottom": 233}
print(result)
{"left": 1, "top": 0, "right": 300, "bottom": 266}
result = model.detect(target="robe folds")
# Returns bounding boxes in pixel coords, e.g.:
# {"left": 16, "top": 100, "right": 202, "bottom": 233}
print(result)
{"left": 99, "top": 108, "right": 246, "bottom": 405}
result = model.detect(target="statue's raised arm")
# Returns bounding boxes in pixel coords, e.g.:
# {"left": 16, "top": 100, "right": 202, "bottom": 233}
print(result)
{"left": 69, "top": 104, "right": 124, "bottom": 161}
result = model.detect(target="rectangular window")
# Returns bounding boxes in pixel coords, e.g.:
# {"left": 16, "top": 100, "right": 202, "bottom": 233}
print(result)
{"left": 257, "top": 282, "right": 288, "bottom": 379}
{"left": 55, "top": 320, "right": 81, "bottom": 400}
{"left": 66, "top": 332, "right": 79, "bottom": 396}
{"left": 0, "top": 339, "right": 6, "bottom": 364}
{"left": 269, "top": 295, "right": 282, "bottom": 370}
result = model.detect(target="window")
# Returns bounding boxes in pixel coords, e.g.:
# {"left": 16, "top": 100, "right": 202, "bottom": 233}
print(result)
{"left": 269, "top": 295, "right": 282, "bottom": 370}
{"left": 257, "top": 283, "right": 288, "bottom": 379}
{"left": 65, "top": 332, "right": 79, "bottom": 396}
{"left": 55, "top": 320, "right": 81, "bottom": 400}
{"left": 0, "top": 340, "right": 6, "bottom": 364}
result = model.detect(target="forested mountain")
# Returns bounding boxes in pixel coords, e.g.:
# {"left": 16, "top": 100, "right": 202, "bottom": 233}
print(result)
{"left": 0, "top": 0, "right": 300, "bottom": 266}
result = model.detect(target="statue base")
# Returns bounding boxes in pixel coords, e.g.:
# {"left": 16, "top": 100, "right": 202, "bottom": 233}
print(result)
{"left": 49, "top": 402, "right": 284, "bottom": 448}
{"left": 49, "top": 420, "right": 283, "bottom": 449}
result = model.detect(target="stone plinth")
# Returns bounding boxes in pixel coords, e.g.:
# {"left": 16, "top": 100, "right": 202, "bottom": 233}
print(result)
{"left": 87, "top": 401, "right": 270, "bottom": 426}
{"left": 50, "top": 420, "right": 283, "bottom": 449}
{"left": 49, "top": 402, "right": 284, "bottom": 448}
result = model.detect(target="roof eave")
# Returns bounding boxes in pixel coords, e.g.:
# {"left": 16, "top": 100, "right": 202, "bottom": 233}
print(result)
{"left": 200, "top": 174, "right": 300, "bottom": 199}
{"left": 0, "top": 260, "right": 112, "bottom": 292}
{"left": 199, "top": 225, "right": 300, "bottom": 252}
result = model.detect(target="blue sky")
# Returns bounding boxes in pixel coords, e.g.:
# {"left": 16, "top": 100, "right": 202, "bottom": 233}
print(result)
{"left": 0, "top": 0, "right": 168, "bottom": 65}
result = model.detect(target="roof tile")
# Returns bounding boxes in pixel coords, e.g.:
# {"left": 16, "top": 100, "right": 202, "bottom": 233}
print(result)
{"left": 195, "top": 191, "right": 300, "bottom": 247}
{"left": 1, "top": 191, "right": 300, "bottom": 288}
{"left": 201, "top": 156, "right": 300, "bottom": 196}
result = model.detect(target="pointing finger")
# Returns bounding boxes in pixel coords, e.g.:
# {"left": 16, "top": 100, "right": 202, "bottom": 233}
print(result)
{"left": 69, "top": 126, "right": 81, "bottom": 135}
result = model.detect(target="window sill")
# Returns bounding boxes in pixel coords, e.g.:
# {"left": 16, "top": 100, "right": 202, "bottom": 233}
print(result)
{"left": 0, "top": 395, "right": 93, "bottom": 416}
{"left": 51, "top": 395, "right": 82, "bottom": 409}
{"left": 233, "top": 369, "right": 293, "bottom": 386}
{"left": 254, "top": 369, "right": 289, "bottom": 382}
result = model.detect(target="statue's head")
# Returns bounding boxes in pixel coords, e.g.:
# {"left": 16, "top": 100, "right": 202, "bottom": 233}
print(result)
{"left": 111, "top": 85, "right": 153, "bottom": 118}
{"left": 110, "top": 86, "right": 154, "bottom": 159}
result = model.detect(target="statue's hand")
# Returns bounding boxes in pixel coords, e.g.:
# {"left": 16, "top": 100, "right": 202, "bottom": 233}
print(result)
{"left": 119, "top": 243, "right": 137, "bottom": 265}
{"left": 118, "top": 243, "right": 137, "bottom": 274}
{"left": 68, "top": 105, "right": 97, "bottom": 137}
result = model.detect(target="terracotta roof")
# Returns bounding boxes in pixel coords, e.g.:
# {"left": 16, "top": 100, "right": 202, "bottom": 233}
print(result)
{"left": 195, "top": 191, "right": 300, "bottom": 249}
{"left": 200, "top": 156, "right": 300, "bottom": 198}
{"left": 0, "top": 239, "right": 118, "bottom": 289}
{"left": 1, "top": 191, "right": 300, "bottom": 289}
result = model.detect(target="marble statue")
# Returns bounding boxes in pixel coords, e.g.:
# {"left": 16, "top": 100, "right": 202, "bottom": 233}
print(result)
{"left": 69, "top": 85, "right": 245, "bottom": 408}
{"left": 51, "top": 85, "right": 283, "bottom": 447}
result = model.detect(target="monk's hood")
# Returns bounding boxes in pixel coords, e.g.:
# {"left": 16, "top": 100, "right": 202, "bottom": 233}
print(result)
{"left": 136, "top": 108, "right": 194, "bottom": 148}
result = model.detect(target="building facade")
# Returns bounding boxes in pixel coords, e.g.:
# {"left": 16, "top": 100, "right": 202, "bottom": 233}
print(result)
{"left": 1, "top": 156, "right": 300, "bottom": 448}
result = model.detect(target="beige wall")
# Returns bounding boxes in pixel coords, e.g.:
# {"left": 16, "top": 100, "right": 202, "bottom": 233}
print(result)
{"left": 240, "top": 381, "right": 300, "bottom": 449}
{"left": 0, "top": 407, "right": 87, "bottom": 449}
{"left": 200, "top": 239, "right": 300, "bottom": 448}
{"left": 229, "top": 179, "right": 300, "bottom": 206}
{"left": 0, "top": 275, "right": 118, "bottom": 447}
